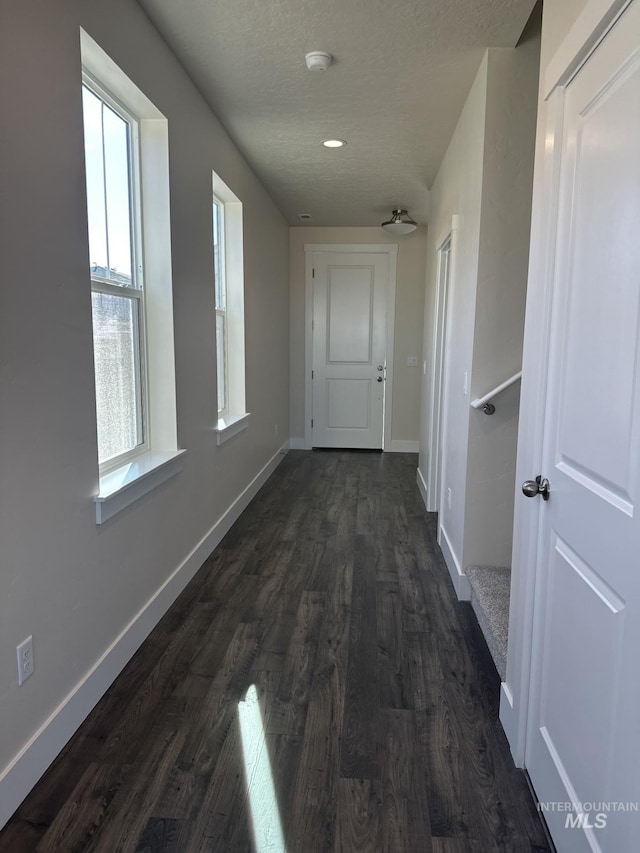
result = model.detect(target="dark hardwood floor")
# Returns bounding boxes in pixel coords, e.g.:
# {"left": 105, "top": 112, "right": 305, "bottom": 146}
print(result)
{"left": 0, "top": 451, "right": 552, "bottom": 852}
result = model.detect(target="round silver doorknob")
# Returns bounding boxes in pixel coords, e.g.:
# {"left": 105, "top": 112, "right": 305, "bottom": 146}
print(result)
{"left": 377, "top": 365, "right": 384, "bottom": 372}
{"left": 522, "top": 476, "right": 551, "bottom": 500}
{"left": 522, "top": 480, "right": 540, "bottom": 498}
{"left": 377, "top": 376, "right": 383, "bottom": 382}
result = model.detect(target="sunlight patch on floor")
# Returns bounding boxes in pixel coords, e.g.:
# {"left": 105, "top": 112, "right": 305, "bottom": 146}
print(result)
{"left": 238, "top": 684, "right": 287, "bottom": 853}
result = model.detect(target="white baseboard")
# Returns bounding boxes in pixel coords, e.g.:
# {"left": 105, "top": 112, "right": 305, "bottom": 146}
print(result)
{"left": 499, "top": 681, "right": 525, "bottom": 766}
{"left": 289, "top": 437, "right": 418, "bottom": 453}
{"left": 388, "top": 440, "right": 419, "bottom": 453}
{"left": 438, "top": 523, "right": 470, "bottom": 601}
{"left": 416, "top": 467, "right": 429, "bottom": 510}
{"left": 0, "top": 442, "right": 289, "bottom": 831}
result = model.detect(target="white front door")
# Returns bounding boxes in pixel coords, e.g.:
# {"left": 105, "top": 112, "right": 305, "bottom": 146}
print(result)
{"left": 526, "top": 4, "right": 640, "bottom": 850}
{"left": 311, "top": 252, "right": 388, "bottom": 449}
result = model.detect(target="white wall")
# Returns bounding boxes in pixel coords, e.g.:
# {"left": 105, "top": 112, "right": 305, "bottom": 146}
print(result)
{"left": 0, "top": 0, "right": 289, "bottom": 825}
{"left": 418, "top": 14, "right": 540, "bottom": 583}
{"left": 289, "top": 227, "right": 427, "bottom": 447}
{"left": 418, "top": 57, "right": 489, "bottom": 576}
{"left": 540, "top": 0, "right": 588, "bottom": 66}
{"left": 463, "top": 20, "right": 541, "bottom": 569}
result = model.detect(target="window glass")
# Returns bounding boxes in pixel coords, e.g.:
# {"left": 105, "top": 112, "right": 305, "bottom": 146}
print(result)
{"left": 212, "top": 173, "right": 245, "bottom": 427}
{"left": 213, "top": 200, "right": 225, "bottom": 310}
{"left": 216, "top": 312, "right": 226, "bottom": 413}
{"left": 83, "top": 85, "right": 134, "bottom": 287}
{"left": 82, "top": 82, "right": 145, "bottom": 468}
{"left": 102, "top": 103, "right": 133, "bottom": 284}
{"left": 91, "top": 292, "right": 142, "bottom": 463}
{"left": 82, "top": 87, "right": 108, "bottom": 274}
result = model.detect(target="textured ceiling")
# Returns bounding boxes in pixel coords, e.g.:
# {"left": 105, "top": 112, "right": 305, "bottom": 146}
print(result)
{"left": 138, "top": 0, "right": 537, "bottom": 227}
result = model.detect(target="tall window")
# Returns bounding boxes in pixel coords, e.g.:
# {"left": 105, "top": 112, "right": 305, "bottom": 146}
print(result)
{"left": 213, "top": 196, "right": 227, "bottom": 414}
{"left": 81, "top": 30, "right": 180, "bottom": 523}
{"left": 82, "top": 80, "right": 147, "bottom": 470}
{"left": 212, "top": 173, "right": 247, "bottom": 443}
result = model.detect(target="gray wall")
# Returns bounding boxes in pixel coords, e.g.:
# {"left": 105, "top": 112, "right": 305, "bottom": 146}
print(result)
{"left": 418, "top": 57, "right": 489, "bottom": 569}
{"left": 0, "top": 0, "right": 289, "bottom": 806}
{"left": 418, "top": 15, "right": 540, "bottom": 578}
{"left": 464, "top": 19, "right": 541, "bottom": 569}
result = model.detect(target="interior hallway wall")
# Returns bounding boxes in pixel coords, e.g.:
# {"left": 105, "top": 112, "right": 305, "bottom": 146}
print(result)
{"left": 418, "top": 9, "right": 541, "bottom": 585}
{"left": 418, "top": 56, "right": 489, "bottom": 583}
{"left": 463, "top": 14, "right": 541, "bottom": 569}
{"left": 289, "top": 226, "right": 427, "bottom": 448}
{"left": 0, "top": 0, "right": 289, "bottom": 826}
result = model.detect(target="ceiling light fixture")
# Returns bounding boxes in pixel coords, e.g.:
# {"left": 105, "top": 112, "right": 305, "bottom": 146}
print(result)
{"left": 381, "top": 209, "right": 418, "bottom": 235}
{"left": 305, "top": 51, "right": 333, "bottom": 72}
{"left": 322, "top": 138, "right": 346, "bottom": 148}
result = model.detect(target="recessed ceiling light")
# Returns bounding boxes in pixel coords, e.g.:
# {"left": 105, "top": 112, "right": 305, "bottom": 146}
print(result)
{"left": 322, "top": 139, "right": 346, "bottom": 148}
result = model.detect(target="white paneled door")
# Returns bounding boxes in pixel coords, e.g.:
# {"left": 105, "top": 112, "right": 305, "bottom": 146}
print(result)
{"left": 312, "top": 252, "right": 389, "bottom": 448}
{"left": 526, "top": 3, "right": 640, "bottom": 850}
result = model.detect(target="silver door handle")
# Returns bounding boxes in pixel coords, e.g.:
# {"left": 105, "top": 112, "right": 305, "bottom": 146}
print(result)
{"left": 377, "top": 376, "right": 383, "bottom": 382}
{"left": 377, "top": 364, "right": 384, "bottom": 372}
{"left": 522, "top": 475, "right": 550, "bottom": 501}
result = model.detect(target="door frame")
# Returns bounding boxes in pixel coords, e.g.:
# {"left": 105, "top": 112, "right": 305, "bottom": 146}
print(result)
{"left": 500, "top": 0, "right": 636, "bottom": 767}
{"left": 303, "top": 244, "right": 398, "bottom": 450}
{"left": 427, "top": 218, "right": 458, "bottom": 512}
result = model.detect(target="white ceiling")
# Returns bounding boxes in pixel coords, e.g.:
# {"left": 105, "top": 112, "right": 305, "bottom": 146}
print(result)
{"left": 138, "top": 0, "right": 537, "bottom": 227}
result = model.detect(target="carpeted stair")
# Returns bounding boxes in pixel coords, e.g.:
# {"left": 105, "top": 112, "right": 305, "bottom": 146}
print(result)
{"left": 465, "top": 565, "right": 511, "bottom": 681}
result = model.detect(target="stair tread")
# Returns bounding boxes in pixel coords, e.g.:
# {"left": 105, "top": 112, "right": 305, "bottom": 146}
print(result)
{"left": 466, "top": 565, "right": 510, "bottom": 680}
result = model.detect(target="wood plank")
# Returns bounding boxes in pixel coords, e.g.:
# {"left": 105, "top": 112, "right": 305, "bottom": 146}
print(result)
{"left": 134, "top": 818, "right": 192, "bottom": 852}
{"left": 376, "top": 581, "right": 411, "bottom": 709}
{"left": 335, "top": 778, "right": 383, "bottom": 853}
{"left": 340, "top": 538, "right": 380, "bottom": 779}
{"left": 34, "top": 763, "right": 132, "bottom": 853}
{"left": 381, "top": 710, "right": 432, "bottom": 853}
{"left": 288, "top": 563, "right": 351, "bottom": 850}
{"left": 251, "top": 592, "right": 299, "bottom": 672}
{"left": 81, "top": 714, "right": 187, "bottom": 851}
{"left": 277, "top": 590, "right": 326, "bottom": 704}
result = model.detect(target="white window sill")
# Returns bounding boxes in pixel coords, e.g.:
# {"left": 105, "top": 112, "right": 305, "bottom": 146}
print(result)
{"left": 214, "top": 412, "right": 250, "bottom": 445}
{"left": 95, "top": 449, "right": 186, "bottom": 524}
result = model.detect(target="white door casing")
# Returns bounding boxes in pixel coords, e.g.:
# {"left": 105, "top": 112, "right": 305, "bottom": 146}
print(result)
{"left": 427, "top": 218, "right": 458, "bottom": 511}
{"left": 512, "top": 2, "right": 640, "bottom": 851}
{"left": 304, "top": 244, "right": 397, "bottom": 450}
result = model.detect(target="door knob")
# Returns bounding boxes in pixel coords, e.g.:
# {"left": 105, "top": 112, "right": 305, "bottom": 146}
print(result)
{"left": 522, "top": 475, "right": 550, "bottom": 501}
{"left": 377, "top": 364, "right": 384, "bottom": 372}
{"left": 377, "top": 376, "right": 383, "bottom": 382}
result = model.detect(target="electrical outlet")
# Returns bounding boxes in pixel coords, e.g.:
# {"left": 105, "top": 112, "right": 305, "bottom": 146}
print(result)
{"left": 407, "top": 356, "right": 418, "bottom": 367}
{"left": 17, "top": 636, "right": 34, "bottom": 685}
{"left": 447, "top": 488, "right": 452, "bottom": 510}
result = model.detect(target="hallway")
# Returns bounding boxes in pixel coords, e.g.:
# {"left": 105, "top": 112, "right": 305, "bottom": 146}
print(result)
{"left": 0, "top": 451, "right": 551, "bottom": 851}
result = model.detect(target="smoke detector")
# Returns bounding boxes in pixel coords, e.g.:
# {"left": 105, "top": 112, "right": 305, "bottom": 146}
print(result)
{"left": 305, "top": 51, "right": 332, "bottom": 72}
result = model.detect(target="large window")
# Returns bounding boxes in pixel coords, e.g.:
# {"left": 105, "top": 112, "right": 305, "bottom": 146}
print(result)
{"left": 81, "top": 30, "right": 181, "bottom": 524}
{"left": 212, "top": 173, "right": 248, "bottom": 444}
{"left": 82, "top": 81, "right": 147, "bottom": 469}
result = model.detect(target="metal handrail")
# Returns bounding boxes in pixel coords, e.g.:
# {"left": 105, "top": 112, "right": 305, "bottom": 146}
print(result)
{"left": 470, "top": 370, "right": 522, "bottom": 415}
